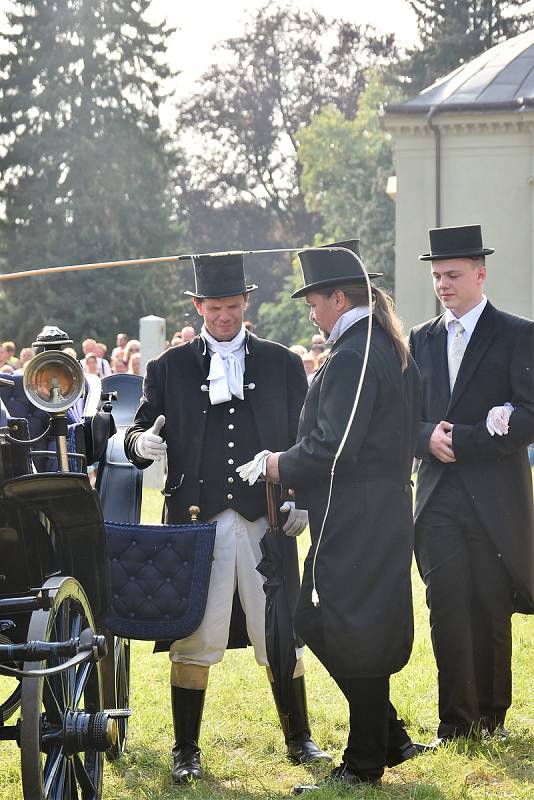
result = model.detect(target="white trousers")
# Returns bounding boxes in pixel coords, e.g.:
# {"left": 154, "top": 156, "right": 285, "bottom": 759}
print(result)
{"left": 170, "top": 508, "right": 303, "bottom": 667}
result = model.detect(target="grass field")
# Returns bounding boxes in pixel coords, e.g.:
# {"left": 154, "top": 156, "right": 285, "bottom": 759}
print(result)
{"left": 1, "top": 487, "right": 533, "bottom": 799}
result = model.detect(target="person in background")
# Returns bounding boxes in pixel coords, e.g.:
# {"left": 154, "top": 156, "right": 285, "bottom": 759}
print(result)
{"left": 3, "top": 342, "right": 20, "bottom": 369}
{"left": 127, "top": 352, "right": 141, "bottom": 375}
{"left": 111, "top": 352, "right": 128, "bottom": 373}
{"left": 82, "top": 353, "right": 99, "bottom": 376}
{"left": 180, "top": 325, "right": 196, "bottom": 343}
{"left": 123, "top": 339, "right": 140, "bottom": 366}
{"left": 112, "top": 333, "right": 129, "bottom": 359}
{"left": 17, "top": 347, "right": 35, "bottom": 371}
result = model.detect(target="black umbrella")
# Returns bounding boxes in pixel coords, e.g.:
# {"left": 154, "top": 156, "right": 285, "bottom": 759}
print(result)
{"left": 256, "top": 481, "right": 297, "bottom": 716}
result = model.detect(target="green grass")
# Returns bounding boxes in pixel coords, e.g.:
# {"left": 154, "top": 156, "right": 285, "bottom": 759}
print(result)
{"left": 1, "top": 487, "right": 533, "bottom": 799}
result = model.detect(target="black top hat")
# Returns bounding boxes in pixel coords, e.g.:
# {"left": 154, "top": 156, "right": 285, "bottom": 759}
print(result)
{"left": 291, "top": 239, "right": 382, "bottom": 299}
{"left": 184, "top": 253, "right": 258, "bottom": 299}
{"left": 419, "top": 225, "right": 494, "bottom": 261}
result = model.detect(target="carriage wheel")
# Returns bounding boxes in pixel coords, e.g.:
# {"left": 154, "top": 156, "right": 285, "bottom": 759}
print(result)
{"left": 101, "top": 633, "right": 130, "bottom": 761}
{"left": 20, "top": 576, "right": 105, "bottom": 800}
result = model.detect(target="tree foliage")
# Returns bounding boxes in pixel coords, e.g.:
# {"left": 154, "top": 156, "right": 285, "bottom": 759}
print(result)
{"left": 403, "top": 1, "right": 534, "bottom": 92}
{"left": 258, "top": 71, "right": 399, "bottom": 343}
{"left": 0, "top": 0, "right": 182, "bottom": 347}
{"left": 174, "top": 2, "right": 397, "bottom": 313}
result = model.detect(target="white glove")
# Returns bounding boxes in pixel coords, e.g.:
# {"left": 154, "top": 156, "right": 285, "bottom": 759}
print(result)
{"left": 134, "top": 414, "right": 167, "bottom": 461}
{"left": 486, "top": 403, "right": 514, "bottom": 436}
{"left": 236, "top": 449, "right": 271, "bottom": 486}
{"left": 280, "top": 501, "right": 308, "bottom": 537}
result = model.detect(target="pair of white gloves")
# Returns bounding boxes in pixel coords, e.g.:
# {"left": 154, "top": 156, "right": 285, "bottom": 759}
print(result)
{"left": 486, "top": 403, "right": 514, "bottom": 437}
{"left": 135, "top": 421, "right": 307, "bottom": 537}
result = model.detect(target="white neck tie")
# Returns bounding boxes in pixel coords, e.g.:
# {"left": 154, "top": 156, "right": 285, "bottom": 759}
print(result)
{"left": 201, "top": 325, "right": 246, "bottom": 405}
{"left": 448, "top": 319, "right": 466, "bottom": 391}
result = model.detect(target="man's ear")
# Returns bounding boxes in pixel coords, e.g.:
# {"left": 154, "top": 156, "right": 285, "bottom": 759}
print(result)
{"left": 192, "top": 298, "right": 204, "bottom": 316}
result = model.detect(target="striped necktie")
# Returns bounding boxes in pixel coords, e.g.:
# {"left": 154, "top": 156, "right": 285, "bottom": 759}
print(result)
{"left": 448, "top": 319, "right": 466, "bottom": 391}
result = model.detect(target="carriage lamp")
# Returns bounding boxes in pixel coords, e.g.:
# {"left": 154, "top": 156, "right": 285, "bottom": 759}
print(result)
{"left": 23, "top": 350, "right": 84, "bottom": 414}
{"left": 23, "top": 327, "right": 85, "bottom": 471}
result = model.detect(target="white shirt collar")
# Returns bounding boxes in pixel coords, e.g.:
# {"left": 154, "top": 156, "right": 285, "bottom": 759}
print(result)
{"left": 326, "top": 306, "right": 370, "bottom": 345}
{"left": 445, "top": 295, "right": 487, "bottom": 338}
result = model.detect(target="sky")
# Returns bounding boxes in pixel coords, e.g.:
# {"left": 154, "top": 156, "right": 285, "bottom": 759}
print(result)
{"left": 0, "top": 1, "right": 419, "bottom": 96}
{"left": 147, "top": 0, "right": 419, "bottom": 95}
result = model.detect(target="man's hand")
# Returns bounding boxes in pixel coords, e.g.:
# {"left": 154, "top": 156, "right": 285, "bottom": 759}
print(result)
{"left": 134, "top": 414, "right": 167, "bottom": 462}
{"left": 486, "top": 403, "right": 514, "bottom": 436}
{"left": 280, "top": 501, "right": 308, "bottom": 536}
{"left": 265, "top": 452, "right": 281, "bottom": 483}
{"left": 429, "top": 420, "right": 455, "bottom": 463}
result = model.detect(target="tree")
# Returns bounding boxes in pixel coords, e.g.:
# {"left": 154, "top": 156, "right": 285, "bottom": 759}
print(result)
{"left": 174, "top": 2, "right": 397, "bottom": 314}
{"left": 402, "top": 1, "right": 534, "bottom": 93}
{"left": 257, "top": 70, "right": 399, "bottom": 344}
{"left": 0, "top": 0, "right": 182, "bottom": 347}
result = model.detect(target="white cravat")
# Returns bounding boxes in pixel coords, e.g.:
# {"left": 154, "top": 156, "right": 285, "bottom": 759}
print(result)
{"left": 201, "top": 324, "right": 246, "bottom": 405}
{"left": 447, "top": 319, "right": 466, "bottom": 391}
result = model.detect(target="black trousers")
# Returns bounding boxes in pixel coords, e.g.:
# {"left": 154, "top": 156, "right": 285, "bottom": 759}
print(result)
{"left": 296, "top": 604, "right": 412, "bottom": 780}
{"left": 416, "top": 468, "right": 514, "bottom": 737}
{"left": 332, "top": 676, "right": 413, "bottom": 781}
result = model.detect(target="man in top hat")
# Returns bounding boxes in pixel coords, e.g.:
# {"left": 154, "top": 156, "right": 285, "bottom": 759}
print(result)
{"left": 259, "top": 240, "right": 426, "bottom": 788}
{"left": 409, "top": 224, "right": 534, "bottom": 743}
{"left": 124, "top": 253, "right": 329, "bottom": 783}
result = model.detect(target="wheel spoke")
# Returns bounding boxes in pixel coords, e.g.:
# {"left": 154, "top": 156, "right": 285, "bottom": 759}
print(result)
{"left": 44, "top": 747, "right": 65, "bottom": 799}
{"left": 44, "top": 674, "right": 64, "bottom": 723}
{"left": 73, "top": 753, "right": 96, "bottom": 797}
{"left": 66, "top": 759, "right": 79, "bottom": 800}
{"left": 44, "top": 747, "right": 64, "bottom": 797}
{"left": 72, "top": 661, "right": 92, "bottom": 709}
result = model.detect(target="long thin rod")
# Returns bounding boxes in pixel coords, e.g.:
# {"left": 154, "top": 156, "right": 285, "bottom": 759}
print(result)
{"left": 0, "top": 246, "right": 339, "bottom": 283}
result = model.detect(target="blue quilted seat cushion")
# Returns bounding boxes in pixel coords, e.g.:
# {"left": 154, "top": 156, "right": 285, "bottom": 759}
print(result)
{"left": 104, "top": 520, "right": 216, "bottom": 641}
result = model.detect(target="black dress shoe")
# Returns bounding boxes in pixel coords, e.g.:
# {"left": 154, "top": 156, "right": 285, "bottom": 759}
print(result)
{"left": 386, "top": 740, "right": 437, "bottom": 767}
{"left": 172, "top": 743, "right": 202, "bottom": 784}
{"left": 287, "top": 734, "right": 332, "bottom": 764}
{"left": 293, "top": 763, "right": 381, "bottom": 794}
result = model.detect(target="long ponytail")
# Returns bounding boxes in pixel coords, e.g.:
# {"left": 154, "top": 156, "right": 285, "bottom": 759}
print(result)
{"left": 323, "top": 284, "right": 409, "bottom": 371}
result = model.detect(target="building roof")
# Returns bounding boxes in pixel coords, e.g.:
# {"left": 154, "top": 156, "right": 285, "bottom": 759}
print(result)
{"left": 388, "top": 29, "right": 534, "bottom": 114}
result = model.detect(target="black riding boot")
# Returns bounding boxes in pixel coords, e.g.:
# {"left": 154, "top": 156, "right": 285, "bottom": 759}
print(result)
{"left": 171, "top": 686, "right": 205, "bottom": 784}
{"left": 271, "top": 676, "right": 331, "bottom": 764}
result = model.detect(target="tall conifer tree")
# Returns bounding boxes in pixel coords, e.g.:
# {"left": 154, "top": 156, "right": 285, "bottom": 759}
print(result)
{"left": 0, "top": 0, "right": 181, "bottom": 345}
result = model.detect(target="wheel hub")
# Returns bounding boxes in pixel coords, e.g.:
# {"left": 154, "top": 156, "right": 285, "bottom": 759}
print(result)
{"left": 62, "top": 710, "right": 117, "bottom": 755}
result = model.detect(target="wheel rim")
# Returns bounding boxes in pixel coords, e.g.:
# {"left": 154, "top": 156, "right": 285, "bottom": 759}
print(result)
{"left": 20, "top": 577, "right": 104, "bottom": 800}
{"left": 101, "top": 634, "right": 130, "bottom": 762}
{"left": 114, "top": 637, "right": 130, "bottom": 756}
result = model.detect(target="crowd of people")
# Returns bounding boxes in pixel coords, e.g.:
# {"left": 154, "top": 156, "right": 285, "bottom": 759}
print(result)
{"left": 0, "top": 325, "right": 330, "bottom": 385}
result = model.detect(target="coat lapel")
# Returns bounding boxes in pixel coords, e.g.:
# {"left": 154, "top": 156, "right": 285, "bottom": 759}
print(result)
{"left": 426, "top": 316, "right": 450, "bottom": 416}
{"left": 189, "top": 336, "right": 210, "bottom": 379}
{"left": 446, "top": 303, "right": 497, "bottom": 415}
{"left": 243, "top": 335, "right": 272, "bottom": 450}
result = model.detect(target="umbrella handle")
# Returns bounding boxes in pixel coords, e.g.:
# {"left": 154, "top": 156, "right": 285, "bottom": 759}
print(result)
{"left": 266, "top": 481, "right": 279, "bottom": 529}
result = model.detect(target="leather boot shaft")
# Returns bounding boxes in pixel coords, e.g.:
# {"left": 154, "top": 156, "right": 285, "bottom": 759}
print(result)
{"left": 171, "top": 686, "right": 205, "bottom": 747}
{"left": 171, "top": 686, "right": 206, "bottom": 783}
{"left": 271, "top": 676, "right": 331, "bottom": 764}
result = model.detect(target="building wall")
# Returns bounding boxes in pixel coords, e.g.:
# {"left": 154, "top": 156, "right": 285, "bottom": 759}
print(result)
{"left": 385, "top": 111, "right": 534, "bottom": 329}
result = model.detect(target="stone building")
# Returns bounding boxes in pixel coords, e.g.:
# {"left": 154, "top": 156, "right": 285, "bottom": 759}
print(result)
{"left": 385, "top": 30, "right": 534, "bottom": 328}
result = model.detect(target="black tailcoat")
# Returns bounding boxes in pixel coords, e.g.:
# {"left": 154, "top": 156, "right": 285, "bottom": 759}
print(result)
{"left": 124, "top": 332, "right": 308, "bottom": 647}
{"left": 409, "top": 302, "right": 534, "bottom": 613}
{"left": 278, "top": 320, "right": 422, "bottom": 677}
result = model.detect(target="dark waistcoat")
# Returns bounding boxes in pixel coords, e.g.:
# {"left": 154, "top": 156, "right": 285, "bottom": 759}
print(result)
{"left": 199, "top": 394, "right": 265, "bottom": 522}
